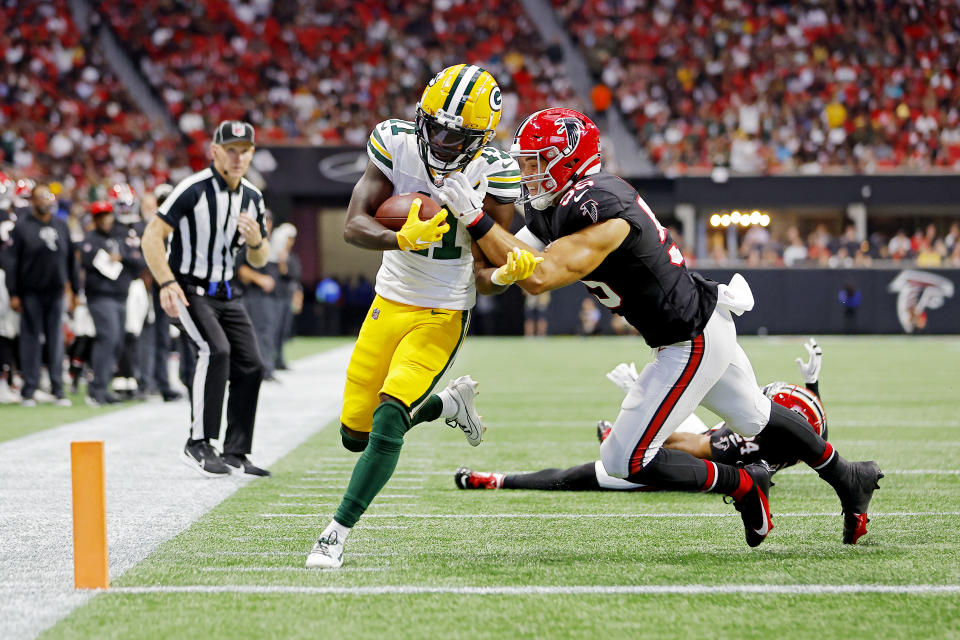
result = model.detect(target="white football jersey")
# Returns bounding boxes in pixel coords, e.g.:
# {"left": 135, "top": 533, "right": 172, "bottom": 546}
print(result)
{"left": 366, "top": 119, "right": 520, "bottom": 310}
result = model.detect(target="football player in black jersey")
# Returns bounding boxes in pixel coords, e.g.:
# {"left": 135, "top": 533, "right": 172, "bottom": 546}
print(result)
{"left": 455, "top": 340, "right": 871, "bottom": 538}
{"left": 439, "top": 108, "right": 882, "bottom": 546}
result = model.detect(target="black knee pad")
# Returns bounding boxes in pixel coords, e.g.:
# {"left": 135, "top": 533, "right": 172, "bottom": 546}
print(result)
{"left": 340, "top": 425, "right": 368, "bottom": 452}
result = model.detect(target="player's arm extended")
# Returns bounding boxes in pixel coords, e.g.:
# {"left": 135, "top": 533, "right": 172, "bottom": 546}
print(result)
{"left": 475, "top": 218, "right": 631, "bottom": 295}
{"left": 473, "top": 196, "right": 518, "bottom": 295}
{"left": 343, "top": 161, "right": 400, "bottom": 250}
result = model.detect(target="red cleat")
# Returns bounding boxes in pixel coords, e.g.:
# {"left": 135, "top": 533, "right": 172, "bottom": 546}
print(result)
{"left": 454, "top": 467, "right": 503, "bottom": 490}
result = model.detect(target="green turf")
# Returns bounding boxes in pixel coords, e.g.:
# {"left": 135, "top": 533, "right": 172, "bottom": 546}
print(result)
{"left": 0, "top": 337, "right": 349, "bottom": 443}
{"left": 40, "top": 336, "right": 960, "bottom": 639}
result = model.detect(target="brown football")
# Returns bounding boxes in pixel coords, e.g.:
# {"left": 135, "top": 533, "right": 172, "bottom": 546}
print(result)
{"left": 374, "top": 192, "right": 443, "bottom": 231}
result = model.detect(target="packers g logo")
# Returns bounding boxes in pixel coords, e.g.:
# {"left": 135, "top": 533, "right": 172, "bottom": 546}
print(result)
{"left": 489, "top": 87, "right": 502, "bottom": 112}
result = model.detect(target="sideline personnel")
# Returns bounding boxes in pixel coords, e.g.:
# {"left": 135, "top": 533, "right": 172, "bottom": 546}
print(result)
{"left": 142, "top": 120, "right": 272, "bottom": 478}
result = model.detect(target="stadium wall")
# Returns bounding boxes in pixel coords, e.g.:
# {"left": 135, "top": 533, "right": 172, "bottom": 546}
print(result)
{"left": 541, "top": 268, "right": 960, "bottom": 336}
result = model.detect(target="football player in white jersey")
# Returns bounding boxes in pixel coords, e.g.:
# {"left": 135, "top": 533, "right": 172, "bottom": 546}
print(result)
{"left": 307, "top": 64, "right": 540, "bottom": 569}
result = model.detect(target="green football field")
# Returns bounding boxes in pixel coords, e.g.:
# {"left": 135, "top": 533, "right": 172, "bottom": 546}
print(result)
{"left": 40, "top": 336, "right": 960, "bottom": 639}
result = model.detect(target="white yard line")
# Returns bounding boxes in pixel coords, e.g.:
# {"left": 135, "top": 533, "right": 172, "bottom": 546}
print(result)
{"left": 106, "top": 584, "right": 960, "bottom": 596}
{"left": 198, "top": 566, "right": 389, "bottom": 573}
{"left": 259, "top": 511, "right": 960, "bottom": 519}
{"left": 0, "top": 346, "right": 352, "bottom": 640}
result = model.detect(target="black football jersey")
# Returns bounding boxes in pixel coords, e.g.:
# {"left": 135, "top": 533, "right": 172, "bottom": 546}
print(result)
{"left": 523, "top": 172, "right": 717, "bottom": 347}
{"left": 708, "top": 426, "right": 800, "bottom": 472}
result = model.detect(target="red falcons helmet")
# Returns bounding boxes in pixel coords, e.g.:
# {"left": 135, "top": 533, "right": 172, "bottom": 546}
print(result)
{"left": 511, "top": 108, "right": 602, "bottom": 209}
{"left": 762, "top": 382, "right": 828, "bottom": 440}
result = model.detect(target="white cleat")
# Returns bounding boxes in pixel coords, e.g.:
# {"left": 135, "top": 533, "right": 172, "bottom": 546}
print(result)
{"left": 305, "top": 532, "right": 345, "bottom": 569}
{"left": 441, "top": 375, "right": 485, "bottom": 446}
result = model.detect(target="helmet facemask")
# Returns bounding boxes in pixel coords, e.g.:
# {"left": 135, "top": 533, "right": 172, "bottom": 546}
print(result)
{"left": 416, "top": 107, "right": 490, "bottom": 185}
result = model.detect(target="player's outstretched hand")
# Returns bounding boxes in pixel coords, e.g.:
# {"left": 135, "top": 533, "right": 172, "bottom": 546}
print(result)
{"left": 491, "top": 247, "right": 543, "bottom": 286}
{"left": 396, "top": 198, "right": 450, "bottom": 251}
{"left": 605, "top": 362, "right": 640, "bottom": 393}
{"left": 795, "top": 337, "right": 822, "bottom": 384}
{"left": 439, "top": 173, "right": 487, "bottom": 225}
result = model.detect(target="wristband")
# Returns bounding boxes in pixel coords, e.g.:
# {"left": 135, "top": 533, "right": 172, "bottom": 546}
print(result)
{"left": 466, "top": 213, "right": 495, "bottom": 241}
{"left": 248, "top": 240, "right": 263, "bottom": 250}
{"left": 159, "top": 280, "right": 177, "bottom": 290}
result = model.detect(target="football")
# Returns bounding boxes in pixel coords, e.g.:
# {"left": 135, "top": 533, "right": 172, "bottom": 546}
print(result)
{"left": 374, "top": 192, "right": 443, "bottom": 231}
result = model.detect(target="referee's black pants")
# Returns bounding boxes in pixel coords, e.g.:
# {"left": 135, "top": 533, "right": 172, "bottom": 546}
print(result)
{"left": 174, "top": 291, "right": 263, "bottom": 455}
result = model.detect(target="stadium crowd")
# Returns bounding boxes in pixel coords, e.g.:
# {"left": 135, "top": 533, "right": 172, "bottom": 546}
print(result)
{"left": 6, "top": 0, "right": 960, "bottom": 188}
{"left": 0, "top": 176, "right": 302, "bottom": 406}
{"left": 706, "top": 220, "right": 960, "bottom": 268}
{"left": 95, "top": 0, "right": 578, "bottom": 157}
{"left": 556, "top": 0, "right": 960, "bottom": 175}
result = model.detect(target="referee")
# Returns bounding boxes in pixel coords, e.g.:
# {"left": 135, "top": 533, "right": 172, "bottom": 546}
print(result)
{"left": 142, "top": 120, "right": 271, "bottom": 478}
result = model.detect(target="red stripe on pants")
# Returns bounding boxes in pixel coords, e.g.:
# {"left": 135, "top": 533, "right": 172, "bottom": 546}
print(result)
{"left": 700, "top": 460, "right": 716, "bottom": 492}
{"left": 629, "top": 335, "right": 705, "bottom": 475}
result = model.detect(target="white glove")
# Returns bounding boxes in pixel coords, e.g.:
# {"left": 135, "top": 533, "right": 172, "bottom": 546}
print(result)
{"left": 795, "top": 337, "right": 822, "bottom": 384}
{"left": 439, "top": 173, "right": 487, "bottom": 225}
{"left": 605, "top": 362, "right": 639, "bottom": 394}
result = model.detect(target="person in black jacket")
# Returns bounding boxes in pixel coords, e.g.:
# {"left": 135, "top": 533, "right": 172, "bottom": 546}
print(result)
{"left": 9, "top": 184, "right": 79, "bottom": 406}
{"left": 79, "top": 200, "right": 146, "bottom": 406}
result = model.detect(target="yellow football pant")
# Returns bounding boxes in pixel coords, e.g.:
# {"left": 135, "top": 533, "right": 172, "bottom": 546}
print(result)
{"left": 340, "top": 295, "right": 469, "bottom": 432}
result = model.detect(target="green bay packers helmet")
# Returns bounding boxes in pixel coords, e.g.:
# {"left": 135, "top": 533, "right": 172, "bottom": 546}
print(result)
{"left": 416, "top": 64, "right": 503, "bottom": 184}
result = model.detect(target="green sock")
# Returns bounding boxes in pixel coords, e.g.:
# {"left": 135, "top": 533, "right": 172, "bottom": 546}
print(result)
{"left": 410, "top": 394, "right": 443, "bottom": 429}
{"left": 334, "top": 400, "right": 408, "bottom": 528}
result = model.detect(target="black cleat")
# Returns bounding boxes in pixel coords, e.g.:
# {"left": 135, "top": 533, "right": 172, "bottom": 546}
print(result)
{"left": 222, "top": 454, "right": 272, "bottom": 477}
{"left": 181, "top": 439, "right": 230, "bottom": 477}
{"left": 732, "top": 461, "right": 774, "bottom": 548}
{"left": 835, "top": 460, "right": 883, "bottom": 544}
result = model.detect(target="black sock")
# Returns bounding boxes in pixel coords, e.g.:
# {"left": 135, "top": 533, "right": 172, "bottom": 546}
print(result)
{"left": 624, "top": 448, "right": 748, "bottom": 495}
{"left": 765, "top": 403, "right": 845, "bottom": 482}
{"left": 502, "top": 463, "right": 600, "bottom": 491}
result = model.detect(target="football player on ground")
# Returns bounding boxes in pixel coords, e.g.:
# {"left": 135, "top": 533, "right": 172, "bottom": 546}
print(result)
{"left": 454, "top": 340, "right": 873, "bottom": 541}
{"left": 307, "top": 65, "right": 540, "bottom": 569}
{"left": 439, "top": 107, "right": 882, "bottom": 547}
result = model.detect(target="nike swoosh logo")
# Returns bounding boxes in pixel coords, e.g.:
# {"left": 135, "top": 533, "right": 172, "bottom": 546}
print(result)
{"left": 754, "top": 501, "right": 770, "bottom": 537}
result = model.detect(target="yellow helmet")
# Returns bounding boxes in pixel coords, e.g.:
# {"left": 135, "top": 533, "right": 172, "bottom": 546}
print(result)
{"left": 416, "top": 64, "right": 503, "bottom": 182}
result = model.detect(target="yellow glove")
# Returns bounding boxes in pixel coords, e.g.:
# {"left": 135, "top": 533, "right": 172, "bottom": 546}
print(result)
{"left": 491, "top": 247, "right": 544, "bottom": 286}
{"left": 396, "top": 198, "right": 450, "bottom": 251}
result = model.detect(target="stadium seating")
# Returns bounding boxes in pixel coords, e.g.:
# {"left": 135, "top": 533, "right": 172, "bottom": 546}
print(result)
{"left": 97, "top": 0, "right": 581, "bottom": 155}
{"left": 0, "top": 0, "right": 185, "bottom": 189}
{"left": 553, "top": 0, "right": 960, "bottom": 175}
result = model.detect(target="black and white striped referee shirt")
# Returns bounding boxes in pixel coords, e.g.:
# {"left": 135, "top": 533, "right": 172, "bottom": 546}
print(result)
{"left": 157, "top": 164, "right": 266, "bottom": 284}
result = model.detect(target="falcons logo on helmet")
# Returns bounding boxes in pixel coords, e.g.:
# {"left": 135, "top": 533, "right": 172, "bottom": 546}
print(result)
{"left": 887, "top": 269, "right": 955, "bottom": 333}
{"left": 555, "top": 117, "right": 586, "bottom": 156}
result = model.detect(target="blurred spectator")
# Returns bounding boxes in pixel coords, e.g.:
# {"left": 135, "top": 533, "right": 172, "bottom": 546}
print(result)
{"left": 888, "top": 229, "right": 912, "bottom": 261}
{"left": 578, "top": 296, "right": 601, "bottom": 336}
{"left": 782, "top": 226, "right": 808, "bottom": 267}
{"left": 524, "top": 291, "right": 550, "bottom": 337}
{"left": 271, "top": 222, "right": 301, "bottom": 372}
{"left": 237, "top": 213, "right": 280, "bottom": 381}
{"left": 9, "top": 184, "right": 79, "bottom": 406}
{"left": 315, "top": 276, "right": 342, "bottom": 335}
{"left": 79, "top": 200, "right": 145, "bottom": 405}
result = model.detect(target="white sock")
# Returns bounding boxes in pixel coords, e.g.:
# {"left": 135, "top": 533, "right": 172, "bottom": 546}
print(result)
{"left": 438, "top": 390, "right": 459, "bottom": 419}
{"left": 322, "top": 519, "right": 351, "bottom": 542}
